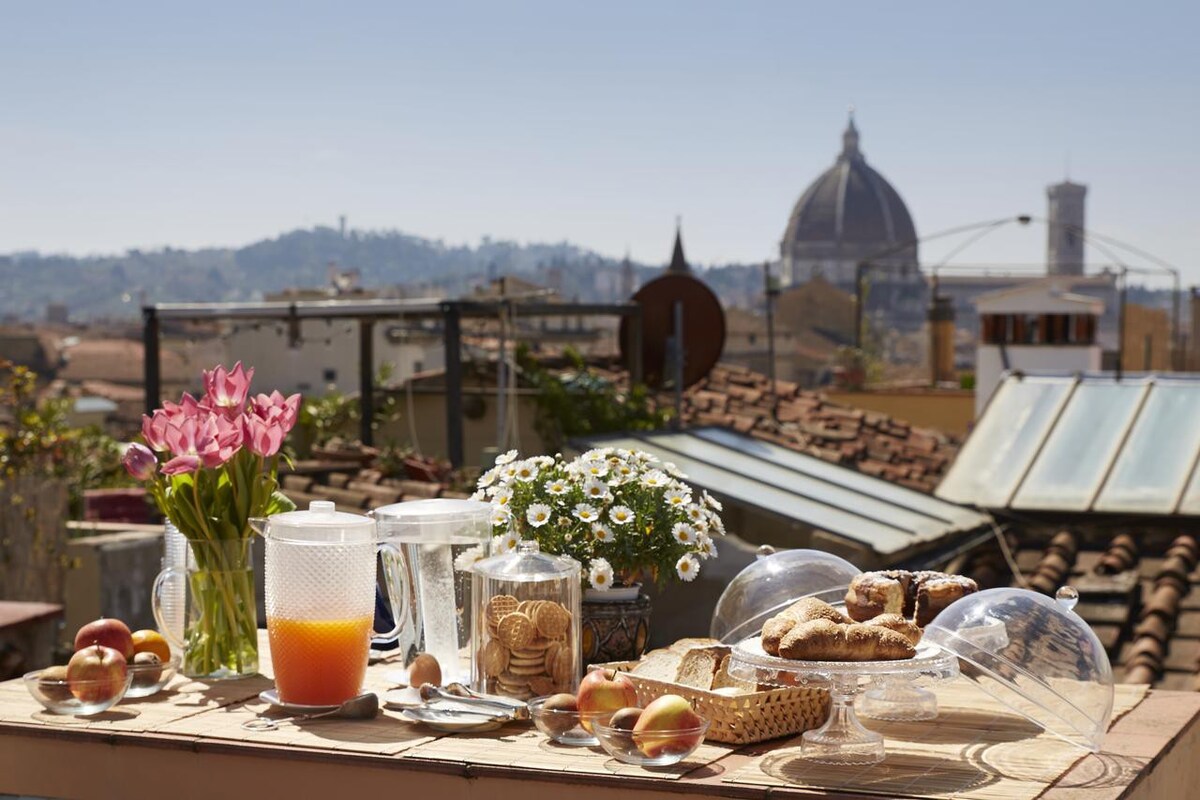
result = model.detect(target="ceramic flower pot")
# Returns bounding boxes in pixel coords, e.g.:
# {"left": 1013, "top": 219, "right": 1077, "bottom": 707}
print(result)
{"left": 580, "top": 590, "right": 651, "bottom": 665}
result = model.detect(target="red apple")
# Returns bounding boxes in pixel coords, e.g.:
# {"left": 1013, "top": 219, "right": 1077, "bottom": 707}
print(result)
{"left": 632, "top": 694, "right": 705, "bottom": 758}
{"left": 74, "top": 618, "right": 135, "bottom": 660}
{"left": 576, "top": 668, "right": 638, "bottom": 732}
{"left": 67, "top": 644, "right": 128, "bottom": 703}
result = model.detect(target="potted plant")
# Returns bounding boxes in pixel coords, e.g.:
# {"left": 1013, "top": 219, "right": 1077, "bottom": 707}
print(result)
{"left": 473, "top": 447, "right": 725, "bottom": 662}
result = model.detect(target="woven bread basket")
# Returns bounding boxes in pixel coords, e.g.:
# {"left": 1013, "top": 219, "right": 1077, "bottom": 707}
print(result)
{"left": 593, "top": 660, "right": 830, "bottom": 745}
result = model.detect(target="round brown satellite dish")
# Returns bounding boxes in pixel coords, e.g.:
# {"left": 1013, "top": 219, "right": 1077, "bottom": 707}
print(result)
{"left": 619, "top": 274, "right": 725, "bottom": 389}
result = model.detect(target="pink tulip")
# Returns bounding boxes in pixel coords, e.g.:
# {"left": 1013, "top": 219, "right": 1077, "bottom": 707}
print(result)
{"left": 241, "top": 414, "right": 285, "bottom": 457}
{"left": 141, "top": 412, "right": 170, "bottom": 451}
{"left": 161, "top": 392, "right": 209, "bottom": 420}
{"left": 122, "top": 443, "right": 158, "bottom": 481}
{"left": 202, "top": 362, "right": 254, "bottom": 418}
{"left": 162, "top": 415, "right": 235, "bottom": 472}
{"left": 250, "top": 390, "right": 301, "bottom": 431}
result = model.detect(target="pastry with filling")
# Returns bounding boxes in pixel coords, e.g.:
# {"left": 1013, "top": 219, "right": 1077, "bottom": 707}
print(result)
{"left": 865, "top": 613, "right": 922, "bottom": 647}
{"left": 915, "top": 574, "right": 978, "bottom": 627}
{"left": 845, "top": 570, "right": 911, "bottom": 622}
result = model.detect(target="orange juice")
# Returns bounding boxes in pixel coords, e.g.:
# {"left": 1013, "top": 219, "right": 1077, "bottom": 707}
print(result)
{"left": 268, "top": 615, "right": 373, "bottom": 706}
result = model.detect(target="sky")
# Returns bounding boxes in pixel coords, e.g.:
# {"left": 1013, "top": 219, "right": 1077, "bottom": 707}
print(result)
{"left": 1, "top": 2, "right": 1198, "bottom": 285}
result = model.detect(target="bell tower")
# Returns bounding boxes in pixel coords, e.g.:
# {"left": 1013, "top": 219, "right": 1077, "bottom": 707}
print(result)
{"left": 1047, "top": 180, "right": 1087, "bottom": 276}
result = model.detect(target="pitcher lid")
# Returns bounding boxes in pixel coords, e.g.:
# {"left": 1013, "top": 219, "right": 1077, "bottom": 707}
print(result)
{"left": 260, "top": 500, "right": 375, "bottom": 542}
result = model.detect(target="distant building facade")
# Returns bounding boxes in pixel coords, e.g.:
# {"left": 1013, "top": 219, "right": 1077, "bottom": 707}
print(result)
{"left": 974, "top": 280, "right": 1103, "bottom": 412}
{"left": 1047, "top": 181, "right": 1087, "bottom": 276}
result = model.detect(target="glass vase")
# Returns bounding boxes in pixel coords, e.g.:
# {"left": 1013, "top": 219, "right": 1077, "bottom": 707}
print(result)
{"left": 155, "top": 536, "right": 259, "bottom": 679}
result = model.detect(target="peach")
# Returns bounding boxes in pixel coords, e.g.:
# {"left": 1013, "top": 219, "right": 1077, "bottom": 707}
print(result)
{"left": 576, "top": 668, "right": 638, "bottom": 732}
{"left": 632, "top": 694, "right": 704, "bottom": 758}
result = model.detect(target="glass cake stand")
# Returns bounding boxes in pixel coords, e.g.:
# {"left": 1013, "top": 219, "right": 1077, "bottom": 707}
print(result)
{"left": 729, "top": 637, "right": 958, "bottom": 765}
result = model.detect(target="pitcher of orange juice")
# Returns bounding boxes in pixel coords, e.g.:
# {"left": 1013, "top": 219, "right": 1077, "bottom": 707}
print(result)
{"left": 252, "top": 501, "right": 406, "bottom": 706}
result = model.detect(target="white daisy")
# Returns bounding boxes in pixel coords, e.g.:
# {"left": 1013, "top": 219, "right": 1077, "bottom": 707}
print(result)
{"left": 534, "top": 455, "right": 556, "bottom": 467}
{"left": 697, "top": 534, "right": 718, "bottom": 560}
{"left": 545, "top": 478, "right": 569, "bottom": 496}
{"left": 685, "top": 504, "right": 705, "bottom": 523}
{"left": 490, "top": 507, "right": 512, "bottom": 527}
{"left": 663, "top": 462, "right": 687, "bottom": 479}
{"left": 491, "top": 486, "right": 513, "bottom": 507}
{"left": 579, "top": 459, "right": 609, "bottom": 478}
{"left": 501, "top": 463, "right": 520, "bottom": 480}
{"left": 573, "top": 503, "right": 599, "bottom": 523}
{"left": 640, "top": 469, "right": 668, "bottom": 488}
{"left": 591, "top": 523, "right": 614, "bottom": 543}
{"left": 703, "top": 491, "right": 723, "bottom": 512}
{"left": 526, "top": 503, "right": 552, "bottom": 527}
{"left": 493, "top": 531, "right": 521, "bottom": 553}
{"left": 635, "top": 451, "right": 659, "bottom": 464}
{"left": 477, "top": 467, "right": 498, "bottom": 488}
{"left": 582, "top": 478, "right": 611, "bottom": 501}
{"left": 588, "top": 558, "right": 614, "bottom": 591}
{"left": 495, "top": 449, "right": 519, "bottom": 465}
{"left": 609, "top": 505, "right": 635, "bottom": 525}
{"left": 468, "top": 489, "right": 485, "bottom": 502}
{"left": 676, "top": 553, "right": 700, "bottom": 582}
{"left": 663, "top": 488, "right": 691, "bottom": 507}
{"left": 671, "top": 522, "right": 695, "bottom": 545}
{"left": 453, "top": 545, "right": 486, "bottom": 571}
{"left": 513, "top": 460, "right": 539, "bottom": 482}
{"left": 581, "top": 448, "right": 612, "bottom": 462}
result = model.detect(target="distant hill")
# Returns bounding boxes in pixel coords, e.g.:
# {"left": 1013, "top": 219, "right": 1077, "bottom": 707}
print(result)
{"left": 0, "top": 226, "right": 767, "bottom": 321}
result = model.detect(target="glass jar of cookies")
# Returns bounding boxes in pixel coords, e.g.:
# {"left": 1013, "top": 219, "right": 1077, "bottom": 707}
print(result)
{"left": 470, "top": 541, "right": 581, "bottom": 701}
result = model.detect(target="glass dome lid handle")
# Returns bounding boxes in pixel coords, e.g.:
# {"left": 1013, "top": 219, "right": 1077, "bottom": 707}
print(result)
{"left": 517, "top": 541, "right": 540, "bottom": 554}
{"left": 1055, "top": 585, "right": 1080, "bottom": 612}
{"left": 755, "top": 544, "right": 777, "bottom": 560}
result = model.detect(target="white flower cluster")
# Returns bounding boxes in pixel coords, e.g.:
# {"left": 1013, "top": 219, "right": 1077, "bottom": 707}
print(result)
{"left": 477, "top": 447, "right": 725, "bottom": 590}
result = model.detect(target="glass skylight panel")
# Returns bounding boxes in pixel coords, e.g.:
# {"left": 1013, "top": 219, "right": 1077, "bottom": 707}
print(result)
{"left": 591, "top": 436, "right": 914, "bottom": 552}
{"left": 692, "top": 427, "right": 986, "bottom": 528}
{"left": 1012, "top": 382, "right": 1148, "bottom": 510}
{"left": 641, "top": 431, "right": 947, "bottom": 538}
{"left": 936, "top": 376, "right": 1074, "bottom": 507}
{"left": 1096, "top": 382, "right": 1200, "bottom": 513}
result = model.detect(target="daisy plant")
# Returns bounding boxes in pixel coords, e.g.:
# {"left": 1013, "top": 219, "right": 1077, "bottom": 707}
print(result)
{"left": 474, "top": 447, "right": 725, "bottom": 592}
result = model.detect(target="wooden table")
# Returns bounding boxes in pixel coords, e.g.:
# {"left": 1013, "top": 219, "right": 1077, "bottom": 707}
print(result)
{"left": 1, "top": 637, "right": 1197, "bottom": 800}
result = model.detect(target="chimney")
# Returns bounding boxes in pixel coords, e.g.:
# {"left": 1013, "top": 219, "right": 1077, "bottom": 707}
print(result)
{"left": 929, "top": 294, "right": 956, "bottom": 385}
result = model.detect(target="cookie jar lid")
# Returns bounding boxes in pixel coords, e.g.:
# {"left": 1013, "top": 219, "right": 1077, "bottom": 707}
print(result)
{"left": 473, "top": 540, "right": 581, "bottom": 583}
{"left": 922, "top": 586, "right": 1114, "bottom": 752}
{"left": 372, "top": 498, "right": 493, "bottom": 543}
{"left": 709, "top": 548, "right": 860, "bottom": 644}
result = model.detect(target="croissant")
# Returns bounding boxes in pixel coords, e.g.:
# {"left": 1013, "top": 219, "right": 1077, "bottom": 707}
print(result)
{"left": 777, "top": 618, "right": 916, "bottom": 661}
{"left": 866, "top": 613, "right": 922, "bottom": 647}
{"left": 761, "top": 598, "right": 852, "bottom": 655}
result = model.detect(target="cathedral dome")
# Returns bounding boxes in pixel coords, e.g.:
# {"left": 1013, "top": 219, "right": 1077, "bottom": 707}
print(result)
{"left": 782, "top": 117, "right": 916, "bottom": 251}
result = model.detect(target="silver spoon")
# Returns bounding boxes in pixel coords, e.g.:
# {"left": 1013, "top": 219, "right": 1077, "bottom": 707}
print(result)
{"left": 419, "top": 683, "right": 528, "bottom": 719}
{"left": 242, "top": 692, "right": 379, "bottom": 731}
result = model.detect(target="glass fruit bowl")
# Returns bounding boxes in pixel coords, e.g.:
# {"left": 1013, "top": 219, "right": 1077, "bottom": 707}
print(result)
{"left": 24, "top": 669, "right": 132, "bottom": 716}
{"left": 125, "top": 654, "right": 180, "bottom": 698}
{"left": 527, "top": 696, "right": 604, "bottom": 746}
{"left": 591, "top": 715, "right": 711, "bottom": 767}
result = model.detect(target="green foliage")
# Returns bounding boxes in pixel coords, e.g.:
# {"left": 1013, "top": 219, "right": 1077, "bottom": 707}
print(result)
{"left": 288, "top": 365, "right": 403, "bottom": 457}
{"left": 0, "top": 361, "right": 129, "bottom": 517}
{"left": 959, "top": 372, "right": 976, "bottom": 390}
{"left": 516, "top": 345, "right": 670, "bottom": 450}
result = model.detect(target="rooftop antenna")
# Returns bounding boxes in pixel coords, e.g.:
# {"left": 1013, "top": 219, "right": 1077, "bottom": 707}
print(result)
{"left": 1064, "top": 151, "right": 1071, "bottom": 181}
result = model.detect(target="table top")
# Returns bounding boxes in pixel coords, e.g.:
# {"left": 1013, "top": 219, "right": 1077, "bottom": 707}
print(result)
{"left": 1, "top": 633, "right": 1197, "bottom": 800}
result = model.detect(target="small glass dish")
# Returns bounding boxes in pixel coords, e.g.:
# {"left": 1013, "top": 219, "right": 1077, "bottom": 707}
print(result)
{"left": 24, "top": 669, "right": 133, "bottom": 716}
{"left": 125, "top": 654, "right": 180, "bottom": 698}
{"left": 527, "top": 696, "right": 602, "bottom": 746}
{"left": 592, "top": 716, "right": 711, "bottom": 766}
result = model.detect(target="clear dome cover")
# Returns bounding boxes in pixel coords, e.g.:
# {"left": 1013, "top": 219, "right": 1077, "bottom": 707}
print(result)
{"left": 922, "top": 587, "right": 1114, "bottom": 752}
{"left": 372, "top": 498, "right": 492, "bottom": 544}
{"left": 260, "top": 500, "right": 376, "bottom": 542}
{"left": 710, "top": 549, "right": 860, "bottom": 644}
{"left": 473, "top": 541, "right": 580, "bottom": 582}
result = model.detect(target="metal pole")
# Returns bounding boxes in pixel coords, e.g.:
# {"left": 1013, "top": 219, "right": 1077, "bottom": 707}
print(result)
{"left": 496, "top": 300, "right": 507, "bottom": 450}
{"left": 1116, "top": 268, "right": 1127, "bottom": 381}
{"left": 1172, "top": 270, "right": 1182, "bottom": 371}
{"left": 358, "top": 319, "right": 375, "bottom": 447}
{"left": 442, "top": 302, "right": 465, "bottom": 468}
{"left": 764, "top": 261, "right": 777, "bottom": 417}
{"left": 143, "top": 306, "right": 161, "bottom": 415}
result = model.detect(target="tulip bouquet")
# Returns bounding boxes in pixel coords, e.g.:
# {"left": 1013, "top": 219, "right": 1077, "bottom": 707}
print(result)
{"left": 124, "top": 363, "right": 298, "bottom": 679}
{"left": 474, "top": 448, "right": 724, "bottom": 592}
